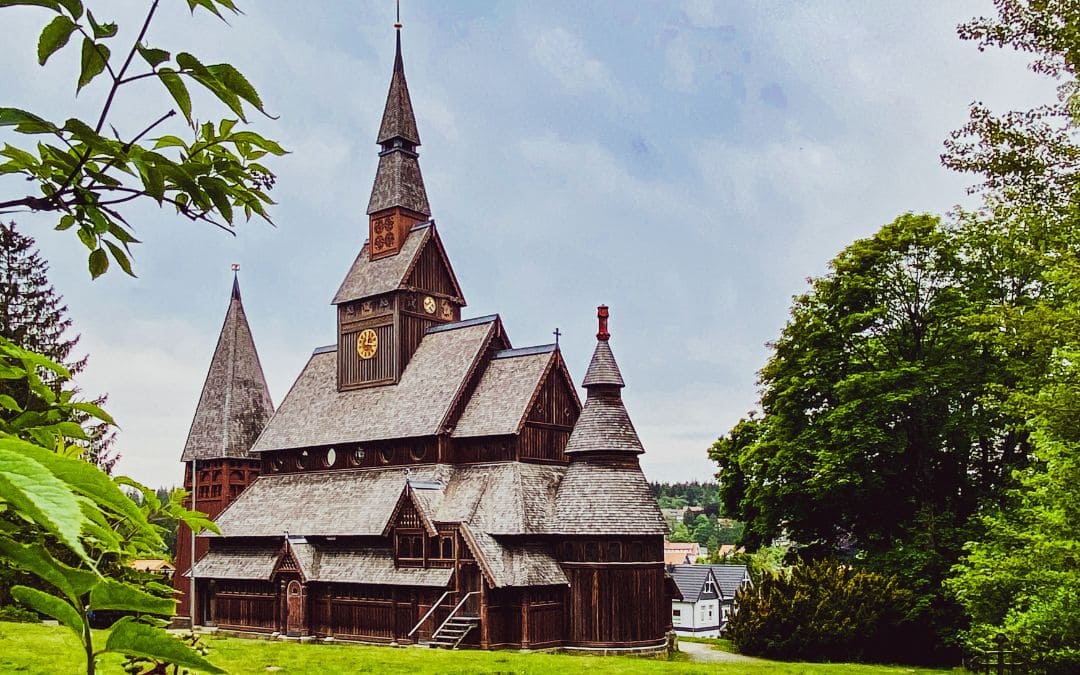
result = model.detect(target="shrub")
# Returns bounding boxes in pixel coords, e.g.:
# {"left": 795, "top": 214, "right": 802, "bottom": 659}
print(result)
{"left": 0, "top": 604, "right": 41, "bottom": 623}
{"left": 726, "top": 559, "right": 914, "bottom": 663}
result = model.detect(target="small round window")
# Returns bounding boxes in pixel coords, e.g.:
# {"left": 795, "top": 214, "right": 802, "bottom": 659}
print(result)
{"left": 296, "top": 450, "right": 310, "bottom": 470}
{"left": 379, "top": 447, "right": 394, "bottom": 464}
{"left": 325, "top": 447, "right": 336, "bottom": 468}
{"left": 353, "top": 447, "right": 366, "bottom": 465}
{"left": 410, "top": 446, "right": 427, "bottom": 461}
{"left": 271, "top": 456, "right": 284, "bottom": 472}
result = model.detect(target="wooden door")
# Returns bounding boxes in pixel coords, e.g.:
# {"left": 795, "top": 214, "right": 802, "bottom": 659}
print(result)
{"left": 286, "top": 580, "right": 304, "bottom": 636}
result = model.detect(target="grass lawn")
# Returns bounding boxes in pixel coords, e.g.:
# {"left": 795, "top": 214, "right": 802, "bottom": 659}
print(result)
{"left": 0, "top": 621, "right": 957, "bottom": 674}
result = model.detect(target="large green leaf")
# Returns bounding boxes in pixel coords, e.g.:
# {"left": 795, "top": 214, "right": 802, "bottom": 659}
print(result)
{"left": 0, "top": 1, "right": 62, "bottom": 10}
{"left": 207, "top": 63, "right": 266, "bottom": 114}
{"left": 88, "top": 247, "right": 108, "bottom": 278}
{"left": 0, "top": 107, "right": 57, "bottom": 134}
{"left": 89, "top": 579, "right": 175, "bottom": 615}
{"left": 11, "top": 586, "right": 84, "bottom": 639}
{"left": 135, "top": 43, "right": 170, "bottom": 68}
{"left": 157, "top": 69, "right": 192, "bottom": 125}
{"left": 0, "top": 447, "right": 89, "bottom": 564}
{"left": 0, "top": 537, "right": 98, "bottom": 602}
{"left": 105, "top": 618, "right": 224, "bottom": 673}
{"left": 77, "top": 37, "right": 109, "bottom": 93}
{"left": 0, "top": 437, "right": 157, "bottom": 545}
{"left": 37, "top": 14, "right": 76, "bottom": 65}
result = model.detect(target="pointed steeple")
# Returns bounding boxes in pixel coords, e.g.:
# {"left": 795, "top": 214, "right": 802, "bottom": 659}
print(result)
{"left": 564, "top": 306, "right": 643, "bottom": 456}
{"left": 181, "top": 272, "right": 275, "bottom": 462}
{"left": 367, "top": 24, "right": 431, "bottom": 219}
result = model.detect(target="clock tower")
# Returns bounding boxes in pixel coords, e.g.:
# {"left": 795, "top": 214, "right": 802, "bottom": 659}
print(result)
{"left": 331, "top": 25, "right": 465, "bottom": 390}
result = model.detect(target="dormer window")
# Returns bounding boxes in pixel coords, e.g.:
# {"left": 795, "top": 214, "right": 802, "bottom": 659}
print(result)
{"left": 395, "top": 530, "right": 424, "bottom": 566}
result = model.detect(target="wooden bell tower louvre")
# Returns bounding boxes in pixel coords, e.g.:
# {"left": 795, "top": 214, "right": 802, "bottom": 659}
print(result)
{"left": 174, "top": 271, "right": 274, "bottom": 623}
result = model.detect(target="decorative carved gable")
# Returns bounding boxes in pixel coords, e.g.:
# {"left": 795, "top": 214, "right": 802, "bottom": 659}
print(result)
{"left": 271, "top": 542, "right": 304, "bottom": 581}
{"left": 403, "top": 229, "right": 464, "bottom": 303}
{"left": 383, "top": 485, "right": 438, "bottom": 537}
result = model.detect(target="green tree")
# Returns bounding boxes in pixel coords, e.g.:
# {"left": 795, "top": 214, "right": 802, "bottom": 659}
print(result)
{"left": 710, "top": 213, "right": 1045, "bottom": 657}
{"left": 0, "top": 0, "right": 285, "bottom": 278}
{"left": 668, "top": 521, "right": 692, "bottom": 543}
{"left": 0, "top": 220, "right": 116, "bottom": 472}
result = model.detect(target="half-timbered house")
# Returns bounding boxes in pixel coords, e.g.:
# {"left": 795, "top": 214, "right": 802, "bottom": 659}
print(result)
{"left": 177, "top": 25, "right": 671, "bottom": 652}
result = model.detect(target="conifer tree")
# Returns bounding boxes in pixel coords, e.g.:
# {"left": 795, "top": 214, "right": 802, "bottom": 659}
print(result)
{"left": 0, "top": 220, "right": 117, "bottom": 472}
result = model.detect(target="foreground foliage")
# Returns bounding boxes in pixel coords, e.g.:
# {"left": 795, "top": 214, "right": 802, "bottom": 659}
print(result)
{"left": 0, "top": 0, "right": 285, "bottom": 278}
{"left": 0, "top": 337, "right": 221, "bottom": 674}
{"left": 727, "top": 560, "right": 915, "bottom": 664}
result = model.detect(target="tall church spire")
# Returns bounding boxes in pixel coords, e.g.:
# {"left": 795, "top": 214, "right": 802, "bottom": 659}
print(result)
{"left": 367, "top": 22, "right": 431, "bottom": 259}
{"left": 181, "top": 273, "right": 275, "bottom": 462}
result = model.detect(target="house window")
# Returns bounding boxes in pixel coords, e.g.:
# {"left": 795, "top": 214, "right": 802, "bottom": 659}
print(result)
{"left": 379, "top": 447, "right": 395, "bottom": 464}
{"left": 672, "top": 608, "right": 682, "bottom": 625}
{"left": 441, "top": 536, "right": 453, "bottom": 559}
{"left": 296, "top": 450, "right": 310, "bottom": 470}
{"left": 704, "top": 580, "right": 716, "bottom": 595}
{"left": 352, "top": 447, "right": 366, "bottom": 465}
{"left": 410, "top": 446, "right": 426, "bottom": 461}
{"left": 325, "top": 447, "right": 336, "bottom": 468}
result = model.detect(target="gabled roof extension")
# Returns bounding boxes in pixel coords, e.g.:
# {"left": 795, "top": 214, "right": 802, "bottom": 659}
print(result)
{"left": 332, "top": 221, "right": 463, "bottom": 306}
{"left": 250, "top": 317, "right": 497, "bottom": 452}
{"left": 452, "top": 346, "right": 556, "bottom": 438}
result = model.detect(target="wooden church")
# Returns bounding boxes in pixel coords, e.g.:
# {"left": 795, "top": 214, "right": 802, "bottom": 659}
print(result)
{"left": 174, "top": 25, "right": 671, "bottom": 652}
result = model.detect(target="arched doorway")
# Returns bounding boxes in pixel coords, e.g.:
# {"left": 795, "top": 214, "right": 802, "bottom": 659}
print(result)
{"left": 285, "top": 580, "right": 305, "bottom": 636}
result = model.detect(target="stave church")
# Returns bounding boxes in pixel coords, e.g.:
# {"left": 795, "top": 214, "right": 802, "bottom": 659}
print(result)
{"left": 173, "top": 23, "right": 672, "bottom": 652}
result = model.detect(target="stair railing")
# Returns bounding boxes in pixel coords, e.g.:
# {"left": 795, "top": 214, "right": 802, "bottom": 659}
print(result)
{"left": 433, "top": 591, "right": 479, "bottom": 638}
{"left": 408, "top": 590, "right": 453, "bottom": 638}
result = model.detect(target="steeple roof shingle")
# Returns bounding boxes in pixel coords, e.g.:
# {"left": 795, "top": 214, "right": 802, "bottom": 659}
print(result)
{"left": 181, "top": 277, "right": 274, "bottom": 462}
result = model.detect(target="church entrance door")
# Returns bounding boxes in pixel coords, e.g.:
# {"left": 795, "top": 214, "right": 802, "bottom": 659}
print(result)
{"left": 285, "top": 580, "right": 304, "bottom": 636}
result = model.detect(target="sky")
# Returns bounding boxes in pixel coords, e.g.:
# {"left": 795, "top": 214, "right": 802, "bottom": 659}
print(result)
{"left": 0, "top": 1, "right": 1058, "bottom": 488}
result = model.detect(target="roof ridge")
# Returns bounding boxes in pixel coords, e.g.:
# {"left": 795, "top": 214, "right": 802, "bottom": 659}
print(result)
{"left": 425, "top": 314, "right": 498, "bottom": 334}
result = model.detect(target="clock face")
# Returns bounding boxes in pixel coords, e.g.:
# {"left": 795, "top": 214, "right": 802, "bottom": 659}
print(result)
{"left": 423, "top": 295, "right": 437, "bottom": 314}
{"left": 356, "top": 329, "right": 379, "bottom": 359}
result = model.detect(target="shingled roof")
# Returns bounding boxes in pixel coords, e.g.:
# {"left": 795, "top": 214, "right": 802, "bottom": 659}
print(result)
{"left": 209, "top": 462, "right": 565, "bottom": 538}
{"left": 332, "top": 222, "right": 462, "bottom": 306}
{"left": 191, "top": 543, "right": 452, "bottom": 587}
{"left": 181, "top": 277, "right": 274, "bottom": 462}
{"left": 551, "top": 461, "right": 666, "bottom": 535}
{"left": 452, "top": 346, "right": 557, "bottom": 438}
{"left": 670, "top": 565, "right": 721, "bottom": 603}
{"left": 250, "top": 317, "right": 496, "bottom": 452}
{"left": 461, "top": 524, "right": 568, "bottom": 588}
{"left": 377, "top": 31, "right": 420, "bottom": 146}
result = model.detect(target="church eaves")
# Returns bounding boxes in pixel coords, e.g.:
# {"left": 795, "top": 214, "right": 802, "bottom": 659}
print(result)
{"left": 181, "top": 276, "right": 275, "bottom": 462}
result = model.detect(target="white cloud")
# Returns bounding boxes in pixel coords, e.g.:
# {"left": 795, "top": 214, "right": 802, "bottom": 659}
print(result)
{"left": 531, "top": 27, "right": 620, "bottom": 97}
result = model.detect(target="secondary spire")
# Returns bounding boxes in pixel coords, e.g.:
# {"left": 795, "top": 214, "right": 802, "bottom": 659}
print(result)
{"left": 367, "top": 15, "right": 430, "bottom": 220}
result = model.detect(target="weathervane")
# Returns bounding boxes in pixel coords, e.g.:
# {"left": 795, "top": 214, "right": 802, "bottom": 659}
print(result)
{"left": 231, "top": 263, "right": 240, "bottom": 272}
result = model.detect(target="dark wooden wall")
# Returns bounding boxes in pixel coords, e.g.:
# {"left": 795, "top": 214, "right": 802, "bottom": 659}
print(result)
{"left": 211, "top": 580, "right": 277, "bottom": 632}
{"left": 174, "top": 458, "right": 260, "bottom": 618}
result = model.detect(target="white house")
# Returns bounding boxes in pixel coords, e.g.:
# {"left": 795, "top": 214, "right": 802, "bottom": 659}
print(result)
{"left": 670, "top": 565, "right": 723, "bottom": 637}
{"left": 670, "top": 564, "right": 752, "bottom": 637}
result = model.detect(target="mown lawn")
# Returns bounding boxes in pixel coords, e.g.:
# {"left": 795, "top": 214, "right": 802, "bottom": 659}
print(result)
{"left": 0, "top": 621, "right": 956, "bottom": 674}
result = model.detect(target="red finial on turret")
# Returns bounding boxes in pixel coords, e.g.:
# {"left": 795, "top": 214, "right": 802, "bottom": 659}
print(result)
{"left": 597, "top": 305, "right": 610, "bottom": 341}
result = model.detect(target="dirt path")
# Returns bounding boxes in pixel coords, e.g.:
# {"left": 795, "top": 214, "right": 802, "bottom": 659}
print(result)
{"left": 679, "top": 640, "right": 763, "bottom": 664}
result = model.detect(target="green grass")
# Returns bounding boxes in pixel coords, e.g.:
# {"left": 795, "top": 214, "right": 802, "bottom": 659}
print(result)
{"left": 679, "top": 635, "right": 737, "bottom": 652}
{"left": 0, "top": 621, "right": 957, "bottom": 674}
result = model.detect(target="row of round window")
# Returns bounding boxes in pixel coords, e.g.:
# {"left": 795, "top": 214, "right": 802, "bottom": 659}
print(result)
{"left": 270, "top": 445, "right": 429, "bottom": 472}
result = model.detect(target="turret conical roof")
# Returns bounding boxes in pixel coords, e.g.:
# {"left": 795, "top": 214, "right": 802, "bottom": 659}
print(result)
{"left": 181, "top": 275, "right": 274, "bottom": 462}
{"left": 564, "top": 306, "right": 642, "bottom": 455}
